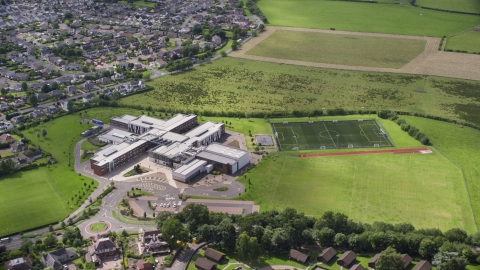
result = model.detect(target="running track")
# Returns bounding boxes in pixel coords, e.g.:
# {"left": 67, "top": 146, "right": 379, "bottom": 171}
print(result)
{"left": 298, "top": 148, "right": 430, "bottom": 158}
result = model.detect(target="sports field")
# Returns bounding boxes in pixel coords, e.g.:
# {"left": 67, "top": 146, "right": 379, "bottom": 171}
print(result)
{"left": 416, "top": 0, "right": 480, "bottom": 13}
{"left": 446, "top": 30, "right": 480, "bottom": 53}
{"left": 245, "top": 30, "right": 427, "bottom": 68}
{"left": 272, "top": 120, "right": 393, "bottom": 150}
{"left": 257, "top": 0, "right": 480, "bottom": 37}
{"left": 238, "top": 149, "right": 475, "bottom": 231}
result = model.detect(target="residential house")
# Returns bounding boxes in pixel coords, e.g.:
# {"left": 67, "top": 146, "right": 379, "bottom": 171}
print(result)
{"left": 368, "top": 254, "right": 380, "bottom": 268}
{"left": 11, "top": 115, "right": 25, "bottom": 124}
{"left": 83, "top": 93, "right": 94, "bottom": 103}
{"left": 114, "top": 53, "right": 127, "bottom": 61}
{"left": 42, "top": 248, "right": 77, "bottom": 269}
{"left": 111, "top": 73, "right": 125, "bottom": 81}
{"left": 136, "top": 262, "right": 154, "bottom": 270}
{"left": 350, "top": 264, "right": 366, "bottom": 270}
{"left": 4, "top": 257, "right": 32, "bottom": 270}
{"left": 24, "top": 151, "right": 43, "bottom": 163}
{"left": 60, "top": 100, "right": 70, "bottom": 112}
{"left": 153, "top": 58, "right": 166, "bottom": 68}
{"left": 0, "top": 134, "right": 16, "bottom": 144}
{"left": 0, "top": 121, "right": 14, "bottom": 131}
{"left": 11, "top": 141, "right": 27, "bottom": 153}
{"left": 96, "top": 77, "right": 111, "bottom": 85}
{"left": 204, "top": 249, "right": 225, "bottom": 263}
{"left": 288, "top": 249, "right": 310, "bottom": 264}
{"left": 195, "top": 258, "right": 216, "bottom": 270}
{"left": 13, "top": 73, "right": 30, "bottom": 81}
{"left": 35, "top": 93, "right": 47, "bottom": 102}
{"left": 413, "top": 260, "right": 432, "bottom": 270}
{"left": 46, "top": 105, "right": 59, "bottom": 114}
{"left": 317, "top": 247, "right": 337, "bottom": 264}
{"left": 337, "top": 251, "right": 356, "bottom": 268}
{"left": 10, "top": 99, "right": 25, "bottom": 108}
{"left": 212, "top": 35, "right": 221, "bottom": 45}
{"left": 85, "top": 238, "right": 118, "bottom": 266}
{"left": 401, "top": 254, "right": 413, "bottom": 269}
{"left": 63, "top": 63, "right": 82, "bottom": 71}
{"left": 83, "top": 80, "right": 94, "bottom": 91}
{"left": 28, "top": 110, "right": 45, "bottom": 119}
{"left": 66, "top": 85, "right": 77, "bottom": 95}
{"left": 48, "top": 90, "right": 62, "bottom": 98}
{"left": 0, "top": 102, "right": 10, "bottom": 111}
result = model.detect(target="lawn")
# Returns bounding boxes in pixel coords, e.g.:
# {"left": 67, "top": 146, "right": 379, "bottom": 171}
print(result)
{"left": 416, "top": 0, "right": 480, "bottom": 13}
{"left": 119, "top": 57, "right": 480, "bottom": 126}
{"left": 0, "top": 114, "right": 99, "bottom": 236}
{"left": 119, "top": 0, "right": 155, "bottom": 8}
{"left": 246, "top": 30, "right": 426, "bottom": 68}
{"left": 89, "top": 222, "right": 107, "bottom": 232}
{"left": 402, "top": 116, "right": 480, "bottom": 230}
{"left": 257, "top": 0, "right": 479, "bottom": 37}
{"left": 81, "top": 140, "right": 102, "bottom": 152}
{"left": 445, "top": 30, "right": 480, "bottom": 53}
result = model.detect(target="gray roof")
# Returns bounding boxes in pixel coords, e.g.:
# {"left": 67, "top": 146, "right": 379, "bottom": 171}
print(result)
{"left": 196, "top": 151, "right": 236, "bottom": 165}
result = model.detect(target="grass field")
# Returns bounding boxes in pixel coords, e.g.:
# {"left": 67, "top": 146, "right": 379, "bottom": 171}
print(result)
{"left": 257, "top": 0, "right": 479, "bottom": 37}
{"left": 446, "top": 30, "right": 480, "bottom": 53}
{"left": 0, "top": 115, "right": 99, "bottom": 236}
{"left": 119, "top": 0, "right": 155, "bottom": 8}
{"left": 120, "top": 58, "right": 480, "bottom": 126}
{"left": 272, "top": 120, "right": 393, "bottom": 150}
{"left": 245, "top": 30, "right": 426, "bottom": 68}
{"left": 89, "top": 222, "right": 107, "bottom": 232}
{"left": 416, "top": 0, "right": 480, "bottom": 13}
{"left": 402, "top": 116, "right": 480, "bottom": 229}
{"left": 239, "top": 147, "right": 475, "bottom": 231}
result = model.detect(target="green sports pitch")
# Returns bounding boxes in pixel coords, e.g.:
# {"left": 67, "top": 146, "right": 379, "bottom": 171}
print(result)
{"left": 272, "top": 120, "right": 394, "bottom": 150}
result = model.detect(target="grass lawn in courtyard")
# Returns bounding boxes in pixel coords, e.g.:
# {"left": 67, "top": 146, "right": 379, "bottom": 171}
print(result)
{"left": 246, "top": 30, "right": 426, "bottom": 68}
{"left": 257, "top": 0, "right": 479, "bottom": 37}
{"left": 445, "top": 30, "right": 480, "bottom": 53}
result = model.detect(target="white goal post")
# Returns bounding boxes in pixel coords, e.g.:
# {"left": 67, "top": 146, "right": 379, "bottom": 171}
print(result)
{"left": 333, "top": 120, "right": 338, "bottom": 123}
{"left": 275, "top": 132, "right": 278, "bottom": 138}
{"left": 308, "top": 121, "right": 314, "bottom": 123}
{"left": 283, "top": 122, "right": 288, "bottom": 124}
{"left": 374, "top": 144, "right": 380, "bottom": 147}
{"left": 348, "top": 144, "right": 354, "bottom": 148}
{"left": 292, "top": 147, "right": 299, "bottom": 151}
{"left": 320, "top": 146, "right": 326, "bottom": 150}
{"left": 358, "top": 119, "right": 363, "bottom": 122}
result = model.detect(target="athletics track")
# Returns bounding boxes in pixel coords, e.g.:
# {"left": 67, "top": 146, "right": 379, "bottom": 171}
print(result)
{"left": 297, "top": 148, "right": 430, "bottom": 158}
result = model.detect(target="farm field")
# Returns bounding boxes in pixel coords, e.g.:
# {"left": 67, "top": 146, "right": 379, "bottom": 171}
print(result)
{"left": 245, "top": 30, "right": 426, "bottom": 68}
{"left": 416, "top": 0, "right": 480, "bottom": 13}
{"left": 257, "top": 0, "right": 480, "bottom": 37}
{"left": 402, "top": 116, "right": 480, "bottom": 228}
{"left": 120, "top": 58, "right": 480, "bottom": 126}
{"left": 238, "top": 147, "right": 475, "bottom": 232}
{"left": 0, "top": 115, "right": 99, "bottom": 236}
{"left": 445, "top": 30, "right": 480, "bottom": 53}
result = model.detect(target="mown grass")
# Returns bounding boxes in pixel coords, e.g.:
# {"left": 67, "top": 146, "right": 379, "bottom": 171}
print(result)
{"left": 257, "top": 0, "right": 479, "bottom": 37}
{"left": 445, "top": 30, "right": 480, "bottom": 53}
{"left": 402, "top": 116, "right": 480, "bottom": 230}
{"left": 119, "top": 0, "right": 155, "bottom": 8}
{"left": 119, "top": 57, "right": 480, "bottom": 126}
{"left": 416, "top": 0, "right": 480, "bottom": 13}
{"left": 246, "top": 30, "right": 427, "bottom": 68}
{"left": 0, "top": 115, "right": 99, "bottom": 236}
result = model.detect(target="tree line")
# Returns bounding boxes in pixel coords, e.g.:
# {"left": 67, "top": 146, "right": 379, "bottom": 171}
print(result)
{"left": 156, "top": 205, "right": 480, "bottom": 269}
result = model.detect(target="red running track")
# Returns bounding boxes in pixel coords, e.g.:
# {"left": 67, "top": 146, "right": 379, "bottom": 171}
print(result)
{"left": 298, "top": 148, "right": 430, "bottom": 158}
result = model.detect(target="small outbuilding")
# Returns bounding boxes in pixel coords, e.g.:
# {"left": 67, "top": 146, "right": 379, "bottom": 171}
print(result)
{"left": 337, "top": 251, "right": 356, "bottom": 268}
{"left": 368, "top": 253, "right": 380, "bottom": 268}
{"left": 204, "top": 248, "right": 225, "bottom": 263}
{"left": 317, "top": 247, "right": 337, "bottom": 263}
{"left": 289, "top": 249, "right": 310, "bottom": 264}
{"left": 195, "top": 258, "right": 216, "bottom": 270}
{"left": 401, "top": 254, "right": 413, "bottom": 269}
{"left": 413, "top": 260, "right": 432, "bottom": 270}
{"left": 350, "top": 264, "right": 366, "bottom": 270}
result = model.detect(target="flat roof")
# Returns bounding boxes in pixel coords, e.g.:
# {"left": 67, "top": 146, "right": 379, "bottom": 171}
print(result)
{"left": 184, "top": 121, "right": 223, "bottom": 141}
{"left": 204, "top": 143, "right": 248, "bottom": 160}
{"left": 99, "top": 128, "right": 135, "bottom": 144}
{"left": 152, "top": 142, "right": 190, "bottom": 158}
{"left": 94, "top": 140, "right": 147, "bottom": 167}
{"left": 196, "top": 151, "right": 236, "bottom": 165}
{"left": 162, "top": 114, "right": 196, "bottom": 131}
{"left": 129, "top": 115, "right": 166, "bottom": 129}
{"left": 173, "top": 159, "right": 207, "bottom": 175}
{"left": 162, "top": 131, "right": 189, "bottom": 143}
{"left": 111, "top": 114, "right": 138, "bottom": 124}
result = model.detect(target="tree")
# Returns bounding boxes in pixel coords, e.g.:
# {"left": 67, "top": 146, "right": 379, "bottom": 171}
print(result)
{"left": 20, "top": 239, "right": 33, "bottom": 254}
{"left": 73, "top": 239, "right": 82, "bottom": 247}
{"left": 41, "top": 127, "right": 47, "bottom": 137}
{"left": 161, "top": 218, "right": 189, "bottom": 247}
{"left": 41, "top": 84, "right": 51, "bottom": 93}
{"left": 376, "top": 247, "right": 404, "bottom": 270}
{"left": 36, "top": 131, "right": 40, "bottom": 139}
{"left": 21, "top": 82, "right": 27, "bottom": 91}
{"left": 29, "top": 94, "right": 38, "bottom": 106}
{"left": 182, "top": 203, "right": 210, "bottom": 232}
{"left": 334, "top": 233, "right": 348, "bottom": 248}
{"left": 51, "top": 82, "right": 59, "bottom": 90}
{"left": 43, "top": 234, "right": 57, "bottom": 248}
{"left": 437, "top": 257, "right": 468, "bottom": 270}
{"left": 259, "top": 24, "right": 265, "bottom": 32}
{"left": 236, "top": 232, "right": 260, "bottom": 262}
{"left": 48, "top": 225, "right": 53, "bottom": 232}
{"left": 192, "top": 24, "right": 203, "bottom": 35}
{"left": 67, "top": 100, "right": 74, "bottom": 114}
{"left": 122, "top": 230, "right": 129, "bottom": 237}
{"left": 144, "top": 212, "right": 147, "bottom": 218}
{"left": 444, "top": 228, "right": 467, "bottom": 243}
{"left": 215, "top": 218, "right": 236, "bottom": 251}
{"left": 419, "top": 238, "right": 437, "bottom": 259}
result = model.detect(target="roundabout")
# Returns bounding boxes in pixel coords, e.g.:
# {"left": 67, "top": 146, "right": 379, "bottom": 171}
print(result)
{"left": 85, "top": 221, "right": 111, "bottom": 235}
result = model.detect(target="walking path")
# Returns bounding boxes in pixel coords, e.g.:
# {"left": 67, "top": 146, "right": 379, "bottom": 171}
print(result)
{"left": 231, "top": 26, "right": 480, "bottom": 81}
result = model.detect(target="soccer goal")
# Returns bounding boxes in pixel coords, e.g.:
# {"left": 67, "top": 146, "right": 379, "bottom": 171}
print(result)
{"left": 333, "top": 120, "right": 338, "bottom": 123}
{"left": 358, "top": 119, "right": 363, "bottom": 122}
{"left": 348, "top": 144, "right": 354, "bottom": 148}
{"left": 283, "top": 122, "right": 288, "bottom": 124}
{"left": 374, "top": 144, "right": 380, "bottom": 147}
{"left": 308, "top": 121, "right": 314, "bottom": 123}
{"left": 320, "top": 146, "right": 326, "bottom": 150}
{"left": 292, "top": 147, "right": 299, "bottom": 151}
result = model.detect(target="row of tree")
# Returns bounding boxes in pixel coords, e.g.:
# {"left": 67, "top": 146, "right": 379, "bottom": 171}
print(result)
{"left": 156, "top": 206, "right": 480, "bottom": 269}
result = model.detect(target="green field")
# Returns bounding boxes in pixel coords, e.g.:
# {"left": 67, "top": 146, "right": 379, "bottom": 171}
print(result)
{"left": 402, "top": 116, "right": 480, "bottom": 229}
{"left": 246, "top": 30, "right": 426, "bottom": 68}
{"left": 0, "top": 115, "right": 98, "bottom": 236}
{"left": 416, "top": 0, "right": 480, "bottom": 13}
{"left": 120, "top": 58, "right": 480, "bottom": 126}
{"left": 272, "top": 120, "right": 393, "bottom": 150}
{"left": 446, "top": 30, "right": 480, "bottom": 53}
{"left": 257, "top": 0, "right": 480, "bottom": 37}
{"left": 89, "top": 222, "right": 107, "bottom": 232}
{"left": 119, "top": 0, "right": 155, "bottom": 8}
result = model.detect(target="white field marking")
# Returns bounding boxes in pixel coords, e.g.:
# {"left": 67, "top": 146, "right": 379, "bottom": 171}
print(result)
{"left": 322, "top": 121, "right": 337, "bottom": 147}
{"left": 373, "top": 120, "right": 394, "bottom": 146}
{"left": 290, "top": 127, "right": 299, "bottom": 145}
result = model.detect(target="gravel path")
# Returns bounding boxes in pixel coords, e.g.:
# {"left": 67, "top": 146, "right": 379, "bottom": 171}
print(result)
{"left": 231, "top": 26, "right": 480, "bottom": 81}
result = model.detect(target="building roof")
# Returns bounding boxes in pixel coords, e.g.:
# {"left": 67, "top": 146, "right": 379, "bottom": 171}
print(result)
{"left": 94, "top": 238, "right": 117, "bottom": 252}
{"left": 196, "top": 151, "right": 236, "bottom": 165}
{"left": 368, "top": 253, "right": 380, "bottom": 266}
{"left": 338, "top": 251, "right": 356, "bottom": 266}
{"left": 184, "top": 121, "right": 223, "bottom": 142}
{"left": 412, "top": 260, "right": 432, "bottom": 270}
{"left": 111, "top": 114, "right": 139, "bottom": 124}
{"left": 204, "top": 248, "right": 225, "bottom": 263}
{"left": 195, "top": 258, "right": 216, "bottom": 270}
{"left": 203, "top": 143, "right": 248, "bottom": 160}
{"left": 350, "top": 264, "right": 366, "bottom": 270}
{"left": 92, "top": 140, "right": 147, "bottom": 167}
{"left": 99, "top": 128, "right": 136, "bottom": 144}
{"left": 173, "top": 159, "right": 207, "bottom": 176}
{"left": 401, "top": 254, "right": 413, "bottom": 269}
{"left": 289, "top": 249, "right": 310, "bottom": 264}
{"left": 137, "top": 262, "right": 154, "bottom": 270}
{"left": 152, "top": 142, "right": 190, "bottom": 159}
{"left": 318, "top": 247, "right": 337, "bottom": 262}
{"left": 5, "top": 257, "right": 32, "bottom": 270}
